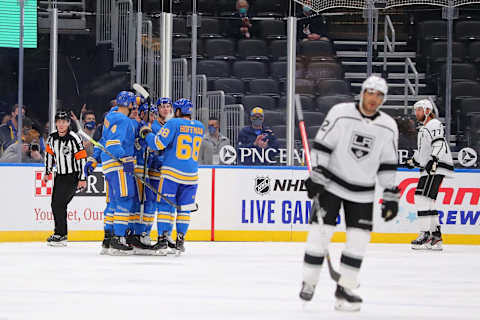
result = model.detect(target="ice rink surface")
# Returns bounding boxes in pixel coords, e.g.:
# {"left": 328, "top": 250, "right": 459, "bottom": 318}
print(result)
{"left": 1, "top": 241, "right": 479, "bottom": 320}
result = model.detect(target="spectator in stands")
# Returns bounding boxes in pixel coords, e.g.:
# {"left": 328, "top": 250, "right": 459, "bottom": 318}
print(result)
{"left": 1, "top": 112, "right": 10, "bottom": 125}
{"left": 227, "top": 0, "right": 257, "bottom": 39}
{"left": 93, "top": 100, "right": 116, "bottom": 141}
{"left": 0, "top": 117, "right": 43, "bottom": 163}
{"left": 297, "top": 5, "right": 329, "bottom": 42}
{"left": 71, "top": 108, "right": 96, "bottom": 156}
{"left": 0, "top": 105, "right": 27, "bottom": 154}
{"left": 238, "top": 107, "right": 279, "bottom": 165}
{"left": 199, "top": 117, "right": 230, "bottom": 165}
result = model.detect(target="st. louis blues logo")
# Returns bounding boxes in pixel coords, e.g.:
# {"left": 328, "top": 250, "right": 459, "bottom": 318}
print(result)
{"left": 254, "top": 176, "right": 271, "bottom": 196}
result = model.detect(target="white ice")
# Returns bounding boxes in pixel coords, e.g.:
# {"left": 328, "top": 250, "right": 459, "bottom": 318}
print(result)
{"left": 1, "top": 242, "right": 479, "bottom": 320}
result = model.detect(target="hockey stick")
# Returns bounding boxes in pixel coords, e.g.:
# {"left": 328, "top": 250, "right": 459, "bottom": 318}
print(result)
{"left": 295, "top": 94, "right": 340, "bottom": 283}
{"left": 77, "top": 129, "right": 181, "bottom": 211}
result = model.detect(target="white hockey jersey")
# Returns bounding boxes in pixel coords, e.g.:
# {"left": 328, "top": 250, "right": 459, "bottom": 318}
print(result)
{"left": 413, "top": 118, "right": 454, "bottom": 177}
{"left": 310, "top": 103, "right": 399, "bottom": 203}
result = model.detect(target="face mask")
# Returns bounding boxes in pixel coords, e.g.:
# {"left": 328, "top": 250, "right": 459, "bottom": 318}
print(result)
{"left": 208, "top": 125, "right": 217, "bottom": 135}
{"left": 239, "top": 7, "right": 247, "bottom": 16}
{"left": 303, "top": 6, "right": 312, "bottom": 14}
{"left": 84, "top": 121, "right": 96, "bottom": 130}
{"left": 252, "top": 119, "right": 263, "bottom": 127}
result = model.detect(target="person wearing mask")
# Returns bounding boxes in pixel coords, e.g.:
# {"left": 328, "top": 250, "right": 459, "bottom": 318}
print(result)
{"left": 199, "top": 117, "right": 230, "bottom": 165}
{"left": 227, "top": 0, "right": 256, "bottom": 39}
{"left": 0, "top": 104, "right": 26, "bottom": 153}
{"left": 298, "top": 5, "right": 329, "bottom": 42}
{"left": 0, "top": 118, "right": 43, "bottom": 163}
{"left": 237, "top": 107, "right": 279, "bottom": 165}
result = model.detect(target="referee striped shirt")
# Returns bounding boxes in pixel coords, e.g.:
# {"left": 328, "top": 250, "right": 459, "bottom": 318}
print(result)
{"left": 45, "top": 130, "right": 87, "bottom": 180}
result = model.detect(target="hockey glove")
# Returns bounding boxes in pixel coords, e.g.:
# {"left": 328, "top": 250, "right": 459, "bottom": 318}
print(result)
{"left": 84, "top": 157, "right": 97, "bottom": 177}
{"left": 305, "top": 177, "right": 325, "bottom": 199}
{"left": 425, "top": 156, "right": 438, "bottom": 175}
{"left": 139, "top": 126, "right": 152, "bottom": 139}
{"left": 121, "top": 156, "right": 135, "bottom": 175}
{"left": 381, "top": 187, "right": 400, "bottom": 222}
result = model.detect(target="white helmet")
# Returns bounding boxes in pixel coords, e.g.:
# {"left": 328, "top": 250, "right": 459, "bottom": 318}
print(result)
{"left": 414, "top": 98, "right": 438, "bottom": 124}
{"left": 360, "top": 75, "right": 388, "bottom": 114}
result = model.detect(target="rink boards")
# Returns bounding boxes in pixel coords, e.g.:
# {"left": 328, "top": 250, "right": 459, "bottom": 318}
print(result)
{"left": 1, "top": 164, "right": 479, "bottom": 244}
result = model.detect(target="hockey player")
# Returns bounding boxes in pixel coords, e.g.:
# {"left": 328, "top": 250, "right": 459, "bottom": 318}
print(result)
{"left": 299, "top": 76, "right": 400, "bottom": 311}
{"left": 100, "top": 90, "right": 138, "bottom": 255}
{"left": 139, "top": 98, "right": 204, "bottom": 255}
{"left": 407, "top": 99, "right": 454, "bottom": 251}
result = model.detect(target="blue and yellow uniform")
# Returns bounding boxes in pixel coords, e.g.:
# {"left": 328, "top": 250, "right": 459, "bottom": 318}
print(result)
{"left": 144, "top": 103, "right": 204, "bottom": 238}
{"left": 101, "top": 107, "right": 137, "bottom": 237}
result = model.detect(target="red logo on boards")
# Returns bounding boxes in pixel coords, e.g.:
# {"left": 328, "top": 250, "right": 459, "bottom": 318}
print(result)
{"left": 34, "top": 171, "right": 53, "bottom": 197}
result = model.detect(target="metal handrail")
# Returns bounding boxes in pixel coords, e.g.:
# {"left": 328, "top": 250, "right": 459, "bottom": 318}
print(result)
{"left": 383, "top": 15, "right": 396, "bottom": 73}
{"left": 404, "top": 57, "right": 419, "bottom": 111}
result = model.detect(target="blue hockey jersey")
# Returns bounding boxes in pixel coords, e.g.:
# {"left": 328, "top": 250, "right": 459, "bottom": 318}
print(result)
{"left": 145, "top": 118, "right": 204, "bottom": 184}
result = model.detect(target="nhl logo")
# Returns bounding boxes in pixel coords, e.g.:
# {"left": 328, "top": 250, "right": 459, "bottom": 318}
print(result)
{"left": 254, "top": 176, "right": 271, "bottom": 196}
{"left": 349, "top": 132, "right": 375, "bottom": 160}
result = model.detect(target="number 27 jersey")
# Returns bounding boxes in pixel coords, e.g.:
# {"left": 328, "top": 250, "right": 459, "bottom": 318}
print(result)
{"left": 146, "top": 117, "right": 204, "bottom": 185}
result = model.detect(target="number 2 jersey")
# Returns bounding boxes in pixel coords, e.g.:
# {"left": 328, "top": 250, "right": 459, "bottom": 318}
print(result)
{"left": 145, "top": 117, "right": 205, "bottom": 185}
{"left": 413, "top": 118, "right": 454, "bottom": 177}
{"left": 311, "top": 102, "right": 399, "bottom": 203}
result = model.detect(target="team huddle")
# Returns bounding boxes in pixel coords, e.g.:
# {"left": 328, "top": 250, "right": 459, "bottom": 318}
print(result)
{"left": 45, "top": 90, "right": 204, "bottom": 256}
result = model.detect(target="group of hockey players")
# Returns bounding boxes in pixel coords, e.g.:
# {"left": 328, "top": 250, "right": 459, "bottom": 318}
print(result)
{"left": 299, "top": 75, "right": 453, "bottom": 312}
{"left": 77, "top": 90, "right": 204, "bottom": 256}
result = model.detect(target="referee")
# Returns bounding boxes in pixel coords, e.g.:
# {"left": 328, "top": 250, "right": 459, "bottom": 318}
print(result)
{"left": 44, "top": 111, "right": 87, "bottom": 246}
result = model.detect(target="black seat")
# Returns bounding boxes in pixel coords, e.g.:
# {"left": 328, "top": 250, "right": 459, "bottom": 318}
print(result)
{"left": 302, "top": 112, "right": 325, "bottom": 126}
{"left": 242, "top": 95, "right": 277, "bottom": 111}
{"left": 197, "top": 0, "right": 216, "bottom": 15}
{"left": 198, "top": 18, "right": 223, "bottom": 38}
{"left": 455, "top": 20, "right": 480, "bottom": 41}
{"left": 316, "top": 79, "right": 351, "bottom": 96}
{"left": 204, "top": 38, "right": 236, "bottom": 60}
{"left": 214, "top": 78, "right": 245, "bottom": 97}
{"left": 307, "top": 125, "right": 322, "bottom": 138}
{"left": 295, "top": 79, "right": 316, "bottom": 96}
{"left": 270, "top": 39, "right": 287, "bottom": 60}
{"left": 305, "top": 62, "right": 343, "bottom": 80}
{"left": 316, "top": 95, "right": 354, "bottom": 113}
{"left": 439, "top": 63, "right": 477, "bottom": 84}
{"left": 270, "top": 61, "right": 287, "bottom": 79}
{"left": 459, "top": 97, "right": 480, "bottom": 114}
{"left": 452, "top": 81, "right": 480, "bottom": 100}
{"left": 427, "top": 41, "right": 466, "bottom": 64}
{"left": 173, "top": 38, "right": 204, "bottom": 57}
{"left": 277, "top": 138, "right": 286, "bottom": 148}
{"left": 197, "top": 60, "right": 231, "bottom": 79}
{"left": 249, "top": 79, "right": 280, "bottom": 97}
{"left": 418, "top": 20, "right": 448, "bottom": 41}
{"left": 469, "top": 41, "right": 480, "bottom": 63}
{"left": 300, "top": 40, "right": 334, "bottom": 60}
{"left": 271, "top": 125, "right": 287, "bottom": 139}
{"left": 173, "top": 17, "right": 188, "bottom": 38}
{"left": 254, "top": 0, "right": 286, "bottom": 17}
{"left": 233, "top": 61, "right": 268, "bottom": 80}
{"left": 237, "top": 39, "right": 269, "bottom": 61}
{"left": 259, "top": 20, "right": 287, "bottom": 40}
{"left": 225, "top": 94, "right": 237, "bottom": 105}
{"left": 279, "top": 95, "right": 316, "bottom": 111}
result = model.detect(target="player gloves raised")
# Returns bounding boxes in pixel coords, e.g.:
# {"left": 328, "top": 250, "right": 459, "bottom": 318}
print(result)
{"left": 381, "top": 187, "right": 400, "bottom": 222}
{"left": 425, "top": 155, "right": 438, "bottom": 175}
{"left": 139, "top": 126, "right": 152, "bottom": 139}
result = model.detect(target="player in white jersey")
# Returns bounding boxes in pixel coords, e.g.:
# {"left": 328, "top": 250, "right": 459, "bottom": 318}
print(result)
{"left": 406, "top": 99, "right": 454, "bottom": 251}
{"left": 299, "top": 76, "right": 400, "bottom": 312}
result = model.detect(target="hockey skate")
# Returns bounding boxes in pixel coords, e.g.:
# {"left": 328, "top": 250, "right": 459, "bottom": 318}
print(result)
{"left": 411, "top": 231, "right": 431, "bottom": 250}
{"left": 126, "top": 231, "right": 156, "bottom": 255}
{"left": 175, "top": 232, "right": 186, "bottom": 256}
{"left": 299, "top": 281, "right": 315, "bottom": 302}
{"left": 166, "top": 235, "right": 177, "bottom": 254}
{"left": 100, "top": 231, "right": 112, "bottom": 255}
{"left": 46, "top": 234, "right": 67, "bottom": 247}
{"left": 151, "top": 231, "right": 168, "bottom": 256}
{"left": 109, "top": 236, "right": 134, "bottom": 255}
{"left": 334, "top": 284, "right": 362, "bottom": 312}
{"left": 430, "top": 227, "right": 443, "bottom": 251}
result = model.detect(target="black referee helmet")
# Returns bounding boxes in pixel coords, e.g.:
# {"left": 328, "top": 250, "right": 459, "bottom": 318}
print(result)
{"left": 55, "top": 111, "right": 70, "bottom": 121}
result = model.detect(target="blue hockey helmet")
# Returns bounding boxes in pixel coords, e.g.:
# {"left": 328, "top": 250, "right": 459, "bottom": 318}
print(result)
{"left": 173, "top": 98, "right": 193, "bottom": 115}
{"left": 116, "top": 91, "right": 133, "bottom": 107}
{"left": 156, "top": 97, "right": 172, "bottom": 106}
{"left": 138, "top": 103, "right": 158, "bottom": 114}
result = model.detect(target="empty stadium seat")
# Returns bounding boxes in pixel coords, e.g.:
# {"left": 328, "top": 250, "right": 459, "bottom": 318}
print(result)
{"left": 197, "top": 60, "right": 231, "bottom": 79}
{"left": 271, "top": 125, "right": 287, "bottom": 139}
{"left": 259, "top": 20, "right": 287, "bottom": 39}
{"left": 233, "top": 61, "right": 268, "bottom": 80}
{"left": 225, "top": 94, "right": 237, "bottom": 105}
{"left": 204, "top": 38, "right": 236, "bottom": 60}
{"left": 427, "top": 41, "right": 465, "bottom": 64}
{"left": 295, "top": 79, "right": 316, "bottom": 96}
{"left": 237, "top": 39, "right": 269, "bottom": 61}
{"left": 305, "top": 62, "right": 343, "bottom": 80}
{"left": 316, "top": 95, "right": 354, "bottom": 113}
{"left": 173, "top": 38, "right": 204, "bottom": 57}
{"left": 307, "top": 125, "right": 322, "bottom": 138}
{"left": 249, "top": 79, "right": 280, "bottom": 97}
{"left": 300, "top": 40, "right": 334, "bottom": 60}
{"left": 452, "top": 81, "right": 480, "bottom": 99}
{"left": 455, "top": 20, "right": 480, "bottom": 41}
{"left": 459, "top": 97, "right": 480, "bottom": 114}
{"left": 270, "top": 61, "right": 305, "bottom": 79}
{"left": 242, "top": 95, "right": 277, "bottom": 111}
{"left": 198, "top": 18, "right": 223, "bottom": 38}
{"left": 302, "top": 112, "right": 325, "bottom": 126}
{"left": 438, "top": 63, "right": 477, "bottom": 87}
{"left": 417, "top": 20, "right": 448, "bottom": 41}
{"left": 316, "top": 79, "right": 351, "bottom": 96}
{"left": 278, "top": 95, "right": 316, "bottom": 111}
{"left": 214, "top": 78, "right": 245, "bottom": 97}
{"left": 469, "top": 41, "right": 480, "bottom": 63}
{"left": 254, "top": 0, "right": 286, "bottom": 17}
{"left": 270, "top": 39, "right": 287, "bottom": 60}
{"left": 173, "top": 17, "right": 188, "bottom": 38}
